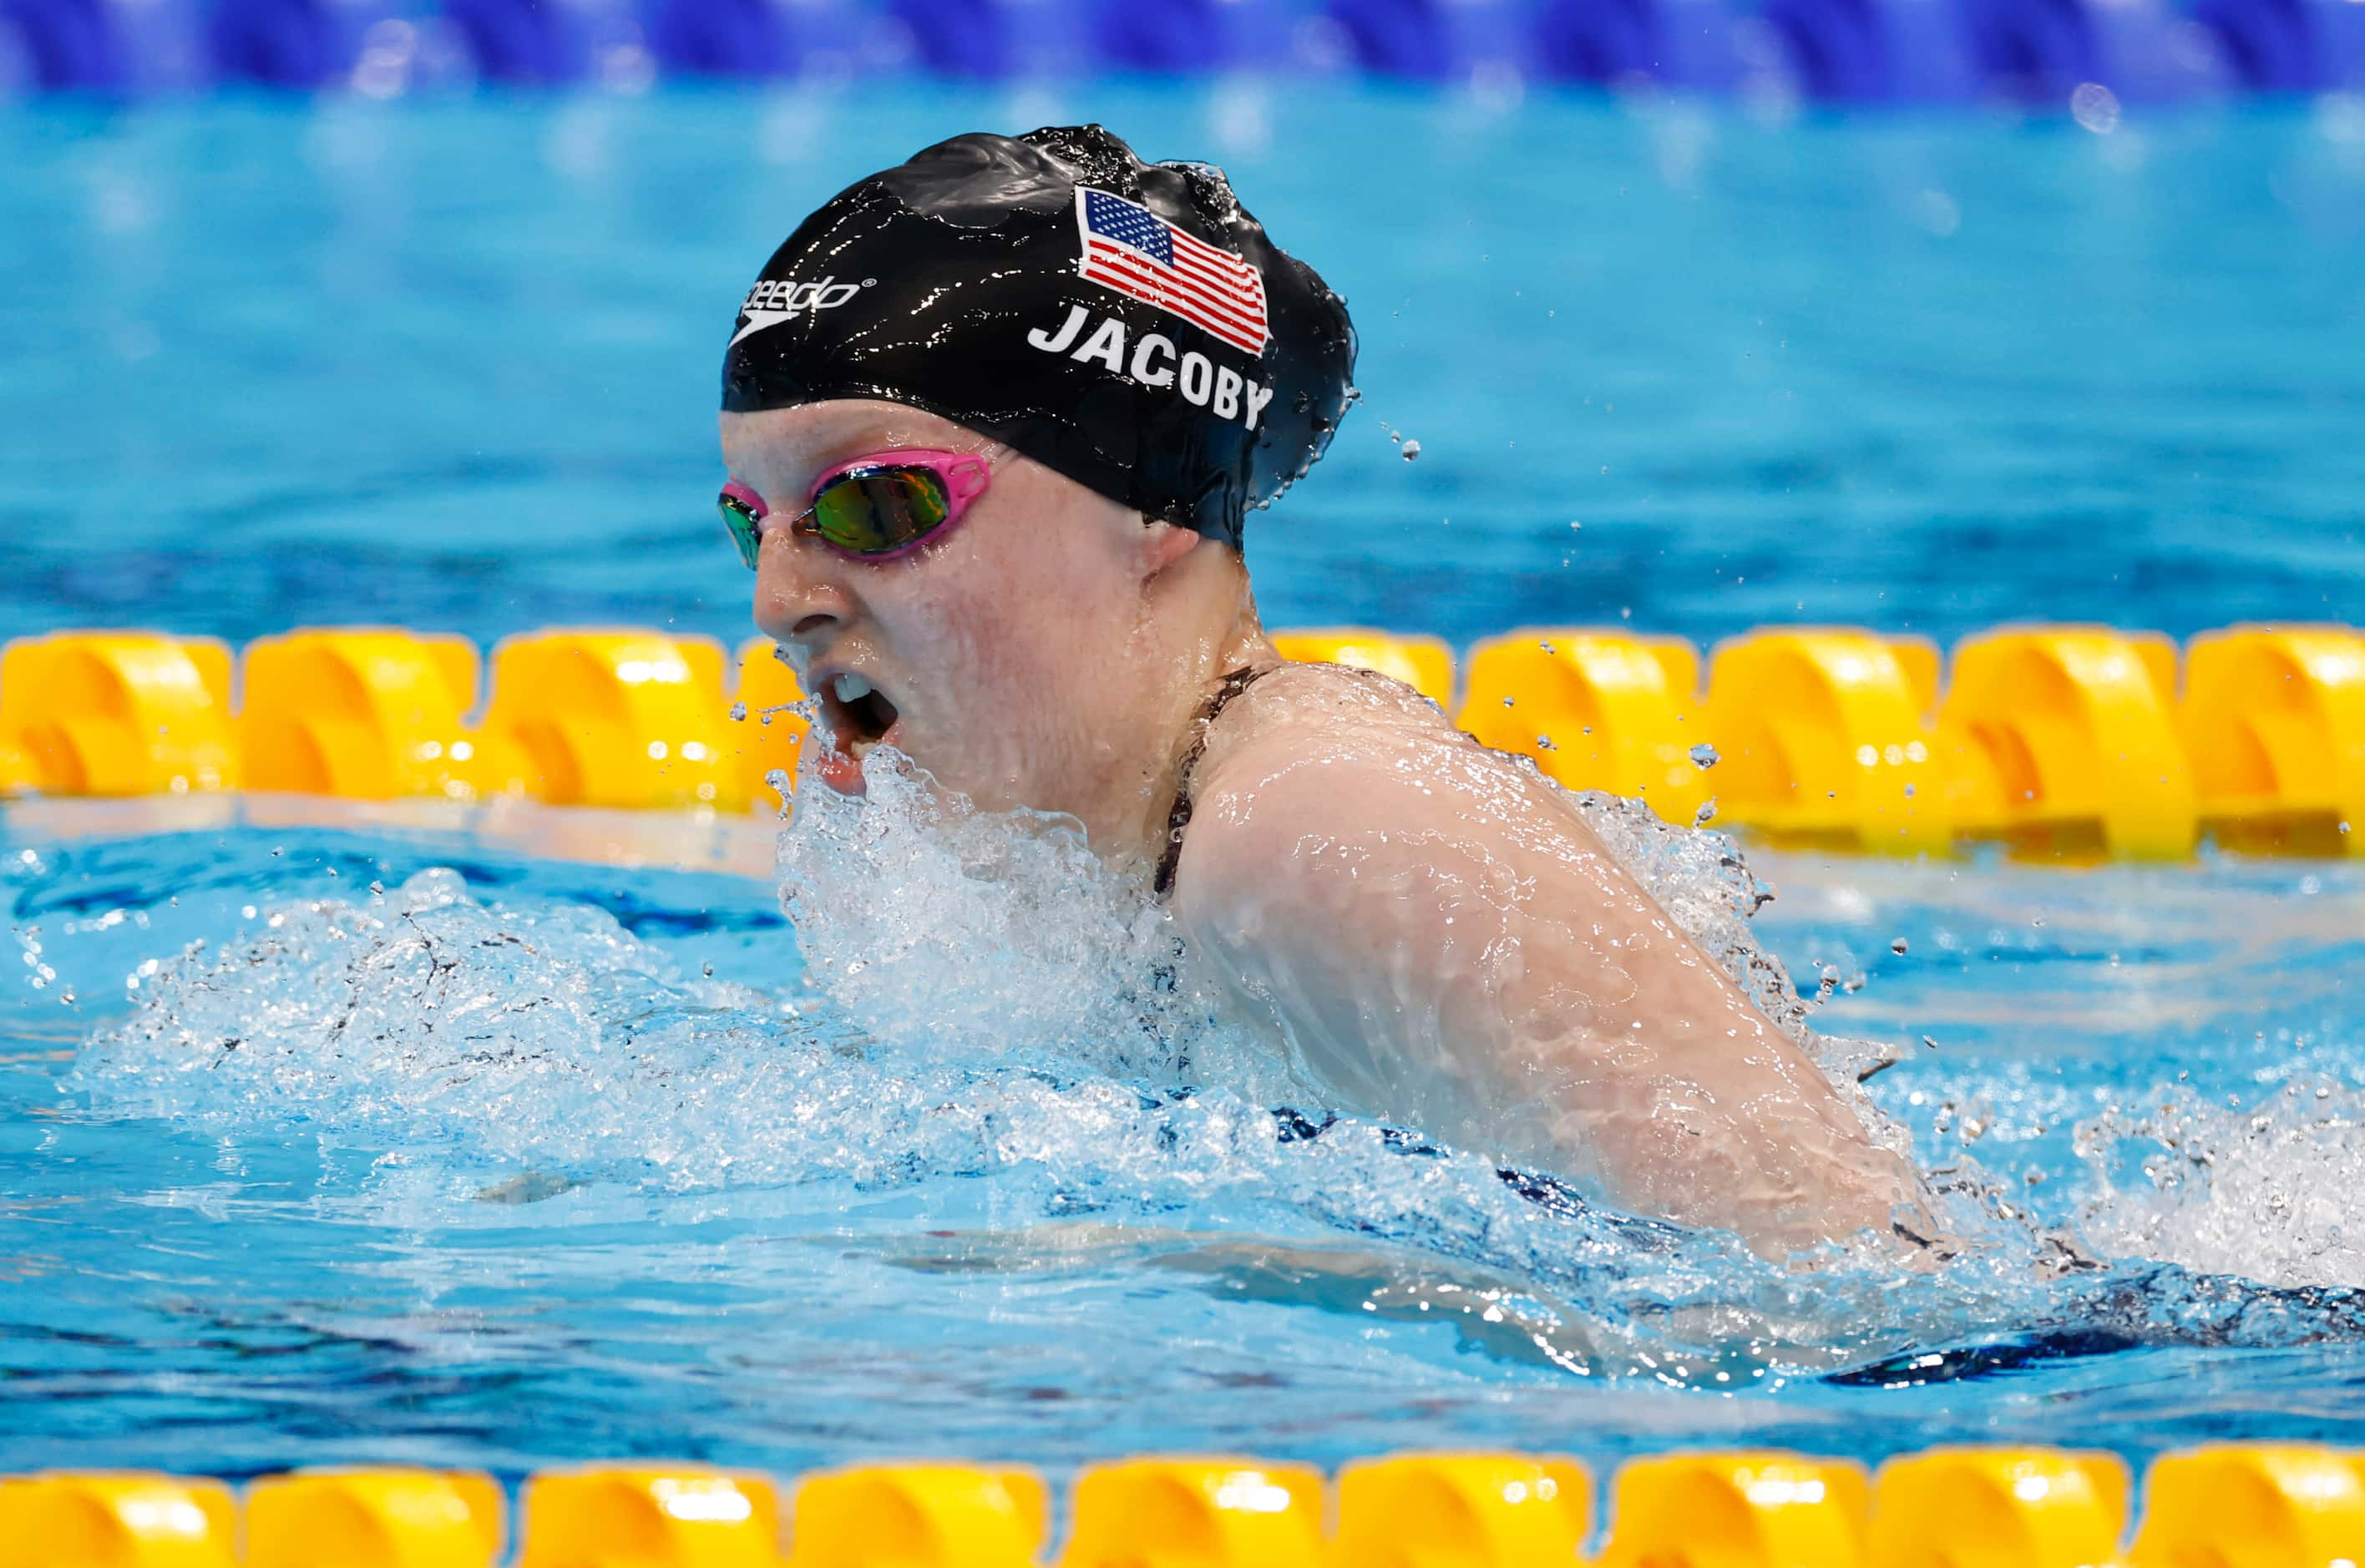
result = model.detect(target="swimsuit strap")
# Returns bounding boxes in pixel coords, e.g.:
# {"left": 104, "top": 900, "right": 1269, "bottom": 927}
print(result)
{"left": 1153, "top": 664, "right": 1272, "bottom": 899}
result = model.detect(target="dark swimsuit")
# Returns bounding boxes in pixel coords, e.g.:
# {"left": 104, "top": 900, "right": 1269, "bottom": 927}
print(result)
{"left": 1152, "top": 664, "right": 1273, "bottom": 899}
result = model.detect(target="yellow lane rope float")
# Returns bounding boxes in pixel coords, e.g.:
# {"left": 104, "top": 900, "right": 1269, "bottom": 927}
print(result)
{"left": 4, "top": 623, "right": 2362, "bottom": 860}
{"left": 3, "top": 1444, "right": 2362, "bottom": 1566}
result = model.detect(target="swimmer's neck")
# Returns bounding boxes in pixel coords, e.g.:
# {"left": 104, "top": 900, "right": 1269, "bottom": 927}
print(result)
{"left": 1089, "top": 539, "right": 1273, "bottom": 875}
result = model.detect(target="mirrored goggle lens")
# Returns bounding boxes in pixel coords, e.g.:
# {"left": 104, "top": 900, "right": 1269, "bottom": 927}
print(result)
{"left": 718, "top": 492, "right": 764, "bottom": 570}
{"left": 811, "top": 468, "right": 955, "bottom": 555}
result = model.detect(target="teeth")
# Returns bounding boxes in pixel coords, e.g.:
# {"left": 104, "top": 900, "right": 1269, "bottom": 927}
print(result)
{"left": 832, "top": 672, "right": 873, "bottom": 702}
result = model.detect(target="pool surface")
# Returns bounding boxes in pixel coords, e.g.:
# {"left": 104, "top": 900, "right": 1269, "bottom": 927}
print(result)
{"left": 8, "top": 799, "right": 2365, "bottom": 1476}
{"left": 5, "top": 82, "right": 2365, "bottom": 1480}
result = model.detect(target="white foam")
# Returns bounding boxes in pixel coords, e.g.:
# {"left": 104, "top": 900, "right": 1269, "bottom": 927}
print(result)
{"left": 2075, "top": 1085, "right": 2365, "bottom": 1288}
{"left": 68, "top": 758, "right": 1934, "bottom": 1267}
{"left": 58, "top": 780, "right": 2365, "bottom": 1369}
{"left": 772, "top": 746, "right": 1289, "bottom": 1095}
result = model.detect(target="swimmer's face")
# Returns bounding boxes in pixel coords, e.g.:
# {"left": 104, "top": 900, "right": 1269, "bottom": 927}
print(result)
{"left": 723, "top": 398, "right": 1201, "bottom": 815}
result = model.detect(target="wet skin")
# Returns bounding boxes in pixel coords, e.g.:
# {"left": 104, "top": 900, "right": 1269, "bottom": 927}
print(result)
{"left": 723, "top": 399, "right": 1934, "bottom": 1258}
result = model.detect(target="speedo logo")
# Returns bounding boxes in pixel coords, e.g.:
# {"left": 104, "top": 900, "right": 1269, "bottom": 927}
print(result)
{"left": 1026, "top": 305, "right": 1276, "bottom": 431}
{"left": 729, "top": 276, "right": 873, "bottom": 346}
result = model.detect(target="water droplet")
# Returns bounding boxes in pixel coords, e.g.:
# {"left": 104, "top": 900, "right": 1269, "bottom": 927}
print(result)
{"left": 1891, "top": 937, "right": 1910, "bottom": 956}
{"left": 1400, "top": 439, "right": 1421, "bottom": 461}
{"left": 368, "top": 881, "right": 386, "bottom": 896}
{"left": 1694, "top": 798, "right": 1718, "bottom": 827}
{"left": 2069, "top": 81, "right": 2120, "bottom": 134}
{"left": 729, "top": 701, "right": 748, "bottom": 722}
{"left": 1502, "top": 696, "right": 1515, "bottom": 708}
{"left": 1689, "top": 743, "right": 1719, "bottom": 769}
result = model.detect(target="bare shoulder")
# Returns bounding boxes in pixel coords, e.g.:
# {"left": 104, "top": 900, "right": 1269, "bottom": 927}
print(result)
{"left": 1172, "top": 659, "right": 1601, "bottom": 918}
{"left": 1193, "top": 659, "right": 1466, "bottom": 781}
{"left": 1189, "top": 660, "right": 1469, "bottom": 822}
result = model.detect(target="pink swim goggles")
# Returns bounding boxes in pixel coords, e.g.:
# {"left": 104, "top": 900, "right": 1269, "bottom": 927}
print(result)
{"left": 718, "top": 449, "right": 992, "bottom": 567}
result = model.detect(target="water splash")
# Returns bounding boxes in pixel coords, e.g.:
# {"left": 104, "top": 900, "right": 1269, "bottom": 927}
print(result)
{"left": 2076, "top": 1085, "right": 2365, "bottom": 1288}
{"left": 771, "top": 747, "right": 1274, "bottom": 1091}
{"left": 48, "top": 758, "right": 2365, "bottom": 1383}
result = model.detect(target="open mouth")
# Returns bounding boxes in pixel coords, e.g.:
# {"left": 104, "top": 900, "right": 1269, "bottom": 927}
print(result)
{"left": 819, "top": 671, "right": 902, "bottom": 763}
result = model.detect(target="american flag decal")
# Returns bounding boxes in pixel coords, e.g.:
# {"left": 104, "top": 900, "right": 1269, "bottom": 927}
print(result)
{"left": 1073, "top": 187, "right": 1270, "bottom": 357}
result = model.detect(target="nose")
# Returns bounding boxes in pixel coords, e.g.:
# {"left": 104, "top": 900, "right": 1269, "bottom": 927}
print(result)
{"left": 752, "top": 532, "right": 854, "bottom": 660}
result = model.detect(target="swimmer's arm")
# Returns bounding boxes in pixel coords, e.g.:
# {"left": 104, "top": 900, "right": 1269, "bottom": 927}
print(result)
{"left": 1172, "top": 740, "right": 1930, "bottom": 1257}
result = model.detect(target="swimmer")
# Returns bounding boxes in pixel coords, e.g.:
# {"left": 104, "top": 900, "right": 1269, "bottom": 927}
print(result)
{"left": 718, "top": 126, "right": 1933, "bottom": 1259}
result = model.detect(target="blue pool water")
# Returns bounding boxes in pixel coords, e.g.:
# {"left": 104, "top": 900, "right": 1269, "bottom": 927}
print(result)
{"left": 5, "top": 83, "right": 2365, "bottom": 1480}
{"left": 3, "top": 83, "right": 2362, "bottom": 649}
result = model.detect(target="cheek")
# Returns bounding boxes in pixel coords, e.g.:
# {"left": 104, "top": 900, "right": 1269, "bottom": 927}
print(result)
{"left": 923, "top": 509, "right": 1138, "bottom": 670}
{"left": 874, "top": 564, "right": 1046, "bottom": 722}
{"left": 870, "top": 474, "right": 1153, "bottom": 771}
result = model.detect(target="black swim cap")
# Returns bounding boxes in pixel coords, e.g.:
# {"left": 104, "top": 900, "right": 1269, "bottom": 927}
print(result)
{"left": 720, "top": 124, "right": 1356, "bottom": 550}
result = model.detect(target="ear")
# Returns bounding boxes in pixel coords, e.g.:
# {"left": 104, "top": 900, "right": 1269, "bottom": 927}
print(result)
{"left": 1138, "top": 519, "right": 1203, "bottom": 579}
